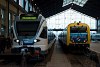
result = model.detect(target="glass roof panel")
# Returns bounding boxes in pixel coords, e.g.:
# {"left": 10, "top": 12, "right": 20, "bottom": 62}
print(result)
{"left": 46, "top": 9, "right": 96, "bottom": 30}
{"left": 63, "top": 0, "right": 88, "bottom": 7}
{"left": 63, "top": 0, "right": 73, "bottom": 7}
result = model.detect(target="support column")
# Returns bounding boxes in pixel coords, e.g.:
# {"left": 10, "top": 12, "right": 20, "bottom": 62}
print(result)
{"left": 97, "top": 19, "right": 100, "bottom": 33}
{"left": 0, "top": 7, "right": 1, "bottom": 35}
{"left": 7, "top": 0, "right": 9, "bottom": 36}
{"left": 17, "top": 0, "right": 19, "bottom": 15}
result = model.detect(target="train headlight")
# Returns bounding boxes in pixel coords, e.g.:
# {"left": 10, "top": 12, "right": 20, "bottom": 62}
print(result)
{"left": 34, "top": 39, "right": 37, "bottom": 43}
{"left": 84, "top": 39, "right": 87, "bottom": 43}
{"left": 84, "top": 40, "right": 86, "bottom": 43}
{"left": 14, "top": 39, "right": 20, "bottom": 43}
{"left": 16, "top": 40, "right": 20, "bottom": 43}
{"left": 34, "top": 39, "right": 40, "bottom": 43}
{"left": 71, "top": 39, "right": 74, "bottom": 42}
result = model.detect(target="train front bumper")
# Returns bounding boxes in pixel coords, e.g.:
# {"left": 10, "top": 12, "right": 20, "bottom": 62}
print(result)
{"left": 69, "top": 43, "right": 90, "bottom": 47}
{"left": 11, "top": 46, "right": 48, "bottom": 61}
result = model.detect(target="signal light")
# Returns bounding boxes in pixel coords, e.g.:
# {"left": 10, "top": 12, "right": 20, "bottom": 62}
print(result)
{"left": 84, "top": 40, "right": 87, "bottom": 43}
{"left": 34, "top": 50, "right": 40, "bottom": 56}
{"left": 35, "top": 50, "right": 40, "bottom": 54}
{"left": 71, "top": 39, "right": 74, "bottom": 42}
{"left": 84, "top": 40, "right": 86, "bottom": 42}
{"left": 72, "top": 40, "right": 74, "bottom": 42}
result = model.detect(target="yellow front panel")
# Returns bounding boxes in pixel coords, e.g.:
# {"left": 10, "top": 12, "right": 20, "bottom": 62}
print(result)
{"left": 67, "top": 22, "right": 90, "bottom": 46}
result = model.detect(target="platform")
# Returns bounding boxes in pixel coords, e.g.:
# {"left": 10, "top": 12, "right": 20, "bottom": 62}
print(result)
{"left": 0, "top": 40, "right": 98, "bottom": 67}
{"left": 46, "top": 41, "right": 71, "bottom": 67}
{"left": 46, "top": 41, "right": 97, "bottom": 67}
{"left": 90, "top": 41, "right": 100, "bottom": 53}
{"left": 90, "top": 41, "right": 100, "bottom": 67}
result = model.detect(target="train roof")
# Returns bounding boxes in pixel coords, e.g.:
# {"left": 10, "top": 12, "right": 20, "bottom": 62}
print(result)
{"left": 68, "top": 22, "right": 89, "bottom": 26}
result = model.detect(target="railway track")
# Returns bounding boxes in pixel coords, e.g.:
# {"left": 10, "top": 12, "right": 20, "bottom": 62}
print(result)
{"left": 56, "top": 40, "right": 100, "bottom": 67}
{"left": 67, "top": 54, "right": 96, "bottom": 67}
{"left": 66, "top": 48, "right": 98, "bottom": 67}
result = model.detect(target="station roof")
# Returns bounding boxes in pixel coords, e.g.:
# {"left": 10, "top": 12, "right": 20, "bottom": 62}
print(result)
{"left": 33, "top": 0, "right": 100, "bottom": 19}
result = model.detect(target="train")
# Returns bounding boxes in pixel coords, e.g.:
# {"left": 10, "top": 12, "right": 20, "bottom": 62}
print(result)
{"left": 91, "top": 33, "right": 100, "bottom": 41}
{"left": 58, "top": 22, "right": 90, "bottom": 50}
{"left": 0, "top": 12, "right": 56, "bottom": 63}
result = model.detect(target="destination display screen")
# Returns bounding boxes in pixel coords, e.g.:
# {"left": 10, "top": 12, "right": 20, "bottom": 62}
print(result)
{"left": 21, "top": 16, "right": 37, "bottom": 20}
{"left": 20, "top": 13, "right": 38, "bottom": 20}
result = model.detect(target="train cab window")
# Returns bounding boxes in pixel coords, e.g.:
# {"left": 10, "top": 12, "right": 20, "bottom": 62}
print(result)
{"left": 70, "top": 26, "right": 87, "bottom": 33}
{"left": 40, "top": 27, "right": 47, "bottom": 39}
{"left": 16, "top": 21, "right": 40, "bottom": 36}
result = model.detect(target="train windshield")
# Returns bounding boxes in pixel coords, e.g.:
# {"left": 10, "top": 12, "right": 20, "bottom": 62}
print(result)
{"left": 70, "top": 26, "right": 87, "bottom": 33}
{"left": 70, "top": 33, "right": 87, "bottom": 38}
{"left": 16, "top": 21, "right": 40, "bottom": 36}
{"left": 70, "top": 26, "right": 88, "bottom": 43}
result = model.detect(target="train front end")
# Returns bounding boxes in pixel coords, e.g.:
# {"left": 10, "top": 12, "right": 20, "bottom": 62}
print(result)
{"left": 12, "top": 13, "right": 48, "bottom": 62}
{"left": 67, "top": 22, "right": 90, "bottom": 48}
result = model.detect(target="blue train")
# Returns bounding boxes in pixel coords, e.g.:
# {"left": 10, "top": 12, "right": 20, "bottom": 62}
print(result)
{"left": 58, "top": 22, "right": 90, "bottom": 51}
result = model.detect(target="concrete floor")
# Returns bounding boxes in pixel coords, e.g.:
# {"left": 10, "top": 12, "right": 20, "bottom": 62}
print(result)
{"left": 46, "top": 40, "right": 97, "bottom": 67}
{"left": 90, "top": 41, "right": 100, "bottom": 53}
{"left": 0, "top": 40, "right": 99, "bottom": 67}
{"left": 46, "top": 41, "right": 71, "bottom": 67}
